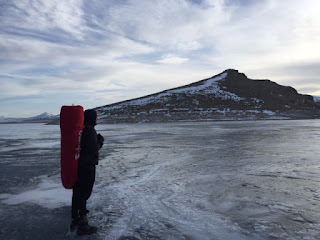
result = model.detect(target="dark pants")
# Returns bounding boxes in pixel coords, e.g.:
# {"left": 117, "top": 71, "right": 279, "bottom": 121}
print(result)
{"left": 72, "top": 165, "right": 96, "bottom": 218}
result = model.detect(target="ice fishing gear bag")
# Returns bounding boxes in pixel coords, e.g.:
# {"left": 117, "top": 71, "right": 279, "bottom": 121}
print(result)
{"left": 60, "top": 105, "right": 84, "bottom": 189}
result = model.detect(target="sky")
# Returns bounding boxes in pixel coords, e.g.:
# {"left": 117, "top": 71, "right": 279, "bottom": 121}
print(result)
{"left": 1, "top": 0, "right": 320, "bottom": 118}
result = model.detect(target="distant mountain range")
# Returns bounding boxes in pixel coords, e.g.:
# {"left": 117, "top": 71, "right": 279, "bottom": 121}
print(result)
{"left": 0, "top": 112, "right": 59, "bottom": 123}
{"left": 95, "top": 69, "right": 320, "bottom": 123}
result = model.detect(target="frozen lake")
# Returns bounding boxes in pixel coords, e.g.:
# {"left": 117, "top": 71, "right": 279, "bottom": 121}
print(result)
{"left": 1, "top": 120, "right": 320, "bottom": 240}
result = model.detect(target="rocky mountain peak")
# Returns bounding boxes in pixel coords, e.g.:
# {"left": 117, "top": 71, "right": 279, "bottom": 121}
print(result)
{"left": 96, "top": 69, "right": 320, "bottom": 123}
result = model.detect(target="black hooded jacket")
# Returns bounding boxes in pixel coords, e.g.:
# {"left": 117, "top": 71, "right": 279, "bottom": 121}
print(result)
{"left": 79, "top": 110, "right": 103, "bottom": 166}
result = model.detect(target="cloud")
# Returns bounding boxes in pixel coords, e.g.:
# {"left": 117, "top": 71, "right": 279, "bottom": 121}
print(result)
{"left": 103, "top": 0, "right": 232, "bottom": 51}
{"left": 0, "top": 34, "right": 153, "bottom": 66}
{"left": 246, "top": 61, "right": 320, "bottom": 95}
{"left": 207, "top": 0, "right": 320, "bottom": 67}
{"left": 0, "top": 32, "right": 155, "bottom": 103}
{"left": 2, "top": 0, "right": 85, "bottom": 40}
{"left": 156, "top": 54, "right": 189, "bottom": 64}
{"left": 0, "top": 79, "right": 40, "bottom": 99}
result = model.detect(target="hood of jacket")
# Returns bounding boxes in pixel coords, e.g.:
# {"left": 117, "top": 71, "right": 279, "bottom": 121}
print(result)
{"left": 84, "top": 109, "right": 97, "bottom": 126}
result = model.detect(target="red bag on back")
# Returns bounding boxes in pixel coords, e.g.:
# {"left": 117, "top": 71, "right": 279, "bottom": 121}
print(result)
{"left": 60, "top": 105, "right": 84, "bottom": 189}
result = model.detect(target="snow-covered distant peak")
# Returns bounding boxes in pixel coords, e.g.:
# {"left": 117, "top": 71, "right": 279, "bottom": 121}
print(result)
{"left": 29, "top": 112, "right": 59, "bottom": 121}
{"left": 314, "top": 96, "right": 320, "bottom": 103}
{"left": 0, "top": 112, "right": 59, "bottom": 123}
{"left": 32, "top": 112, "right": 56, "bottom": 119}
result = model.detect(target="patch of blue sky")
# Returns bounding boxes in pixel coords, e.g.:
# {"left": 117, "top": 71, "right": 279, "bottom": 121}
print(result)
{"left": 225, "top": 0, "right": 259, "bottom": 7}
{"left": 95, "top": 89, "right": 122, "bottom": 94}
{"left": 187, "top": 0, "right": 203, "bottom": 4}
{"left": 116, "top": 51, "right": 166, "bottom": 64}
{"left": 12, "top": 65, "right": 77, "bottom": 77}
{"left": 0, "top": 74, "right": 17, "bottom": 80}
{"left": 0, "top": 94, "right": 42, "bottom": 102}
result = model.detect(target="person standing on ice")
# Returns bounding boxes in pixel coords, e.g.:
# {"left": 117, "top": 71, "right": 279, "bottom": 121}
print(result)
{"left": 70, "top": 109, "right": 104, "bottom": 235}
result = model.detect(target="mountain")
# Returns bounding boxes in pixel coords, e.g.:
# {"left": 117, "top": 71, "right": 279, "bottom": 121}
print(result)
{"left": 95, "top": 69, "right": 320, "bottom": 123}
{"left": 0, "top": 112, "right": 59, "bottom": 123}
{"left": 30, "top": 112, "right": 58, "bottom": 121}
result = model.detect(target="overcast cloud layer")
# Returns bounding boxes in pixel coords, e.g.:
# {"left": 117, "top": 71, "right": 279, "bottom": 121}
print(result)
{"left": 1, "top": 0, "right": 320, "bottom": 117}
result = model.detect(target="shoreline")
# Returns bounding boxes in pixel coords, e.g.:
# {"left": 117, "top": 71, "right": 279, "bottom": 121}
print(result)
{"left": 1, "top": 116, "right": 320, "bottom": 125}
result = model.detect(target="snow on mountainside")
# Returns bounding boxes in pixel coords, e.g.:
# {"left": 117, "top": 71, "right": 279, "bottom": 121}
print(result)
{"left": 103, "top": 72, "right": 233, "bottom": 109}
{"left": 96, "top": 69, "right": 320, "bottom": 123}
{"left": 314, "top": 96, "right": 320, "bottom": 103}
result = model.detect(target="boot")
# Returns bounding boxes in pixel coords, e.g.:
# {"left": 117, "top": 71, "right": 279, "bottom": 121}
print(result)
{"left": 76, "top": 215, "right": 97, "bottom": 236}
{"left": 70, "top": 216, "right": 80, "bottom": 232}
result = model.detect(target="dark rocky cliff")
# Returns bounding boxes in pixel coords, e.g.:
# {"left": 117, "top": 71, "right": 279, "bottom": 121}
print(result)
{"left": 221, "top": 69, "right": 316, "bottom": 111}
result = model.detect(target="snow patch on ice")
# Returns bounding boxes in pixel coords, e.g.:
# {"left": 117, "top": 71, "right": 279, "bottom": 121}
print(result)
{"left": 263, "top": 110, "right": 276, "bottom": 116}
{"left": 0, "top": 176, "right": 71, "bottom": 209}
{"left": 0, "top": 140, "right": 60, "bottom": 153}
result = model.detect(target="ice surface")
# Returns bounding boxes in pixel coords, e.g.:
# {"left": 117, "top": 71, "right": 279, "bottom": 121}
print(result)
{"left": 1, "top": 121, "right": 320, "bottom": 240}
{"left": 0, "top": 175, "right": 71, "bottom": 209}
